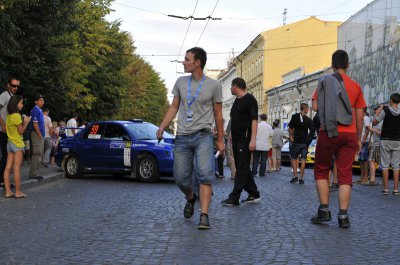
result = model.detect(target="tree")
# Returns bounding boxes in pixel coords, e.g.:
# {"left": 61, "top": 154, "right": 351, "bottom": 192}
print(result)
{"left": 0, "top": 0, "right": 169, "bottom": 123}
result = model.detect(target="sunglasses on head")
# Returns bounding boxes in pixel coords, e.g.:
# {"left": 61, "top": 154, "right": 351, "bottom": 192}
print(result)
{"left": 9, "top": 84, "right": 19, "bottom": 88}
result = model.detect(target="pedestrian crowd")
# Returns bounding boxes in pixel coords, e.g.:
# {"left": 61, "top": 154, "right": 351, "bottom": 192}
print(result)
{"left": 2, "top": 48, "right": 399, "bottom": 232}
{"left": 157, "top": 47, "right": 399, "bottom": 231}
{"left": 0, "top": 76, "right": 85, "bottom": 198}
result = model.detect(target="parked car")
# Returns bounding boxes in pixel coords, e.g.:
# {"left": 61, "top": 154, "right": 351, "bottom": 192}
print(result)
{"left": 305, "top": 139, "right": 317, "bottom": 165}
{"left": 56, "top": 120, "right": 174, "bottom": 182}
{"left": 302, "top": 139, "right": 379, "bottom": 171}
{"left": 281, "top": 141, "right": 291, "bottom": 166}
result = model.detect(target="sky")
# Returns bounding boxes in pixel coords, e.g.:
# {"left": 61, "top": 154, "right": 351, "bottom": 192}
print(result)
{"left": 107, "top": 0, "right": 374, "bottom": 97}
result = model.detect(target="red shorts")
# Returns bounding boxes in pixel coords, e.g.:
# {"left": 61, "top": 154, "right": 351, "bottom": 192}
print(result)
{"left": 314, "top": 131, "right": 358, "bottom": 186}
{"left": 268, "top": 148, "right": 272, "bottom": 157}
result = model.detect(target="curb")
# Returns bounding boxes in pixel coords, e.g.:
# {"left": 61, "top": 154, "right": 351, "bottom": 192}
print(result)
{"left": 1, "top": 171, "right": 65, "bottom": 194}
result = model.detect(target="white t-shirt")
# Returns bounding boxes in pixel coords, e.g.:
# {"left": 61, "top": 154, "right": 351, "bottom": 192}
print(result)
{"left": 44, "top": 115, "right": 52, "bottom": 137}
{"left": 255, "top": 121, "right": 274, "bottom": 151}
{"left": 66, "top": 118, "right": 77, "bottom": 137}
{"left": 361, "top": 115, "right": 371, "bottom": 143}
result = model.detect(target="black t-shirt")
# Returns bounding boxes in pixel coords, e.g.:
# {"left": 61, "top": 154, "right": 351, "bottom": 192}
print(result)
{"left": 288, "top": 113, "right": 312, "bottom": 144}
{"left": 230, "top": 93, "right": 258, "bottom": 136}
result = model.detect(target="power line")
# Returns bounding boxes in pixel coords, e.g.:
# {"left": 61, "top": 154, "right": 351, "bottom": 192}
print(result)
{"left": 319, "top": 0, "right": 353, "bottom": 16}
{"left": 114, "top": 2, "right": 168, "bottom": 16}
{"left": 195, "top": 0, "right": 220, "bottom": 47}
{"left": 175, "top": 0, "right": 199, "bottom": 62}
{"left": 113, "top": 1, "right": 370, "bottom": 22}
{"left": 168, "top": 14, "right": 221, "bottom": 20}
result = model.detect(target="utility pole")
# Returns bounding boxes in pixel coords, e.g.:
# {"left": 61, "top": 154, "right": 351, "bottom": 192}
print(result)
{"left": 283, "top": 8, "right": 287, "bottom": 26}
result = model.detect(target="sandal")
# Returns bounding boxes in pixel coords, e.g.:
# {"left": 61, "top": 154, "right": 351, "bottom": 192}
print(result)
{"left": 14, "top": 194, "right": 28, "bottom": 199}
{"left": 367, "top": 180, "right": 378, "bottom": 186}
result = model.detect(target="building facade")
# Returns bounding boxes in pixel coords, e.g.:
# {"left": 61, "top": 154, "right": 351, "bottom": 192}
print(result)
{"left": 233, "top": 34, "right": 265, "bottom": 113}
{"left": 262, "top": 17, "right": 340, "bottom": 90}
{"left": 217, "top": 65, "right": 237, "bottom": 129}
{"left": 266, "top": 67, "right": 333, "bottom": 128}
{"left": 231, "top": 17, "right": 340, "bottom": 114}
{"left": 338, "top": 0, "right": 400, "bottom": 107}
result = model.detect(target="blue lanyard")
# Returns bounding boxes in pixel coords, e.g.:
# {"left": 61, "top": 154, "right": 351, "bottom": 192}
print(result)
{"left": 187, "top": 75, "right": 205, "bottom": 108}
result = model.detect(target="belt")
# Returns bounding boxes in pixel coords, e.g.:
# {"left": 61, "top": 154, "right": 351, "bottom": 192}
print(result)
{"left": 199, "top": 128, "right": 211, "bottom": 133}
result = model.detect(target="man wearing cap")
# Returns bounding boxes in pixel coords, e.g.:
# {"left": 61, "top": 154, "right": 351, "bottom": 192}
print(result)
{"left": 0, "top": 76, "right": 20, "bottom": 188}
{"left": 29, "top": 95, "right": 45, "bottom": 180}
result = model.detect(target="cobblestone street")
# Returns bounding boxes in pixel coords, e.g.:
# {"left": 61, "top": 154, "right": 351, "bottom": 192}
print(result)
{"left": 1, "top": 166, "right": 399, "bottom": 265}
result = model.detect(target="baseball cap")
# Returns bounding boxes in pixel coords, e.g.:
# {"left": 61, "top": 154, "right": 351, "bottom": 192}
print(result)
{"left": 35, "top": 95, "right": 45, "bottom": 101}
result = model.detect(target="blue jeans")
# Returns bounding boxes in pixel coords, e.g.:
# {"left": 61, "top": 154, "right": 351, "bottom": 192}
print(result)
{"left": 173, "top": 130, "right": 214, "bottom": 197}
{"left": 252, "top": 150, "right": 267, "bottom": 175}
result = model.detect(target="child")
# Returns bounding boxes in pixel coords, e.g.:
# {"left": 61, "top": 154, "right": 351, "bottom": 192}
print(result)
{"left": 3, "top": 95, "right": 31, "bottom": 198}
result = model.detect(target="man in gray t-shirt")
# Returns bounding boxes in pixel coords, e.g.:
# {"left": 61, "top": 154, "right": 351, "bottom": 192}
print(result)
{"left": 156, "top": 47, "right": 224, "bottom": 230}
{"left": 0, "top": 76, "right": 20, "bottom": 187}
{"left": 271, "top": 119, "right": 285, "bottom": 170}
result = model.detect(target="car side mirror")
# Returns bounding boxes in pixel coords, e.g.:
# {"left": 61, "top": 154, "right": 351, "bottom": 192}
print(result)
{"left": 122, "top": 135, "right": 131, "bottom": 141}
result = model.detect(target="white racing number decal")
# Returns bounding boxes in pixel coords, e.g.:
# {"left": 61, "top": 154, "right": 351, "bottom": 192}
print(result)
{"left": 124, "top": 142, "right": 131, "bottom": 167}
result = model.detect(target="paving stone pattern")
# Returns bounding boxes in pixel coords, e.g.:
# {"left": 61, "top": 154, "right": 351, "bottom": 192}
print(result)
{"left": 0, "top": 167, "right": 399, "bottom": 265}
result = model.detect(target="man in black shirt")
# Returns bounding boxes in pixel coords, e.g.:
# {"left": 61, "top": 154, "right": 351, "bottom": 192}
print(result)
{"left": 221, "top": 78, "right": 260, "bottom": 206}
{"left": 288, "top": 103, "right": 312, "bottom": 184}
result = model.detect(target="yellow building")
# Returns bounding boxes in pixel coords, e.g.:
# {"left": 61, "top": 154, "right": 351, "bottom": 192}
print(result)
{"left": 234, "top": 17, "right": 340, "bottom": 113}
{"left": 263, "top": 17, "right": 340, "bottom": 89}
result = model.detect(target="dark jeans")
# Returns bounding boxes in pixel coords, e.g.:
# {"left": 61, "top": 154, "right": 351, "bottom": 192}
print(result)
{"left": 0, "top": 132, "right": 8, "bottom": 183}
{"left": 229, "top": 134, "right": 260, "bottom": 200}
{"left": 215, "top": 153, "right": 224, "bottom": 176}
{"left": 252, "top": 150, "right": 267, "bottom": 175}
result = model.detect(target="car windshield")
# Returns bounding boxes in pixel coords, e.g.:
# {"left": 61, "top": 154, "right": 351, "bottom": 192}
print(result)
{"left": 124, "top": 123, "right": 173, "bottom": 140}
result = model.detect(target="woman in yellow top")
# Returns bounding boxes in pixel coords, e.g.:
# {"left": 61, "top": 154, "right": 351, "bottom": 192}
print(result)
{"left": 3, "top": 95, "right": 31, "bottom": 198}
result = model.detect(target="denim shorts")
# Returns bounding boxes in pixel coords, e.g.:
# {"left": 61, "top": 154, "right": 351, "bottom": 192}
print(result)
{"left": 7, "top": 141, "right": 25, "bottom": 153}
{"left": 358, "top": 142, "right": 369, "bottom": 161}
{"left": 173, "top": 130, "right": 214, "bottom": 187}
{"left": 290, "top": 143, "right": 308, "bottom": 160}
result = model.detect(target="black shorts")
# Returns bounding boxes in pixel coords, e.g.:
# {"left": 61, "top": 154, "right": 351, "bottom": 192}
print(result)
{"left": 290, "top": 143, "right": 308, "bottom": 160}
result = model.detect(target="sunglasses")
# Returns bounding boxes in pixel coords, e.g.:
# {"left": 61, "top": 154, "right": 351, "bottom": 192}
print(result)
{"left": 9, "top": 84, "right": 19, "bottom": 88}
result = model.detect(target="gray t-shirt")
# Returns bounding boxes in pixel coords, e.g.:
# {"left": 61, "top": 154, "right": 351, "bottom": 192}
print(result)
{"left": 172, "top": 75, "right": 222, "bottom": 135}
{"left": 0, "top": 90, "right": 12, "bottom": 132}
{"left": 272, "top": 127, "right": 284, "bottom": 147}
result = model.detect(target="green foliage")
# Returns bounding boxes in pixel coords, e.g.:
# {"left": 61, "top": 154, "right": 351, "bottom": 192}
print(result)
{"left": 0, "top": 0, "right": 168, "bottom": 124}
{"left": 115, "top": 54, "right": 169, "bottom": 125}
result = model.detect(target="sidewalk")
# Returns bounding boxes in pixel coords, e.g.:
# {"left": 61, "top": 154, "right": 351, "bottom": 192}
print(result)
{"left": 0, "top": 160, "right": 64, "bottom": 193}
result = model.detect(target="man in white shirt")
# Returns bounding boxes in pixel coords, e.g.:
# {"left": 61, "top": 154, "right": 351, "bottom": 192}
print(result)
{"left": 66, "top": 114, "right": 78, "bottom": 137}
{"left": 42, "top": 109, "right": 53, "bottom": 166}
{"left": 252, "top": 113, "right": 274, "bottom": 176}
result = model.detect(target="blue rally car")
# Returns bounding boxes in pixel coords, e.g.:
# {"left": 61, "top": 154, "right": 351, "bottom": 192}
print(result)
{"left": 56, "top": 120, "right": 174, "bottom": 182}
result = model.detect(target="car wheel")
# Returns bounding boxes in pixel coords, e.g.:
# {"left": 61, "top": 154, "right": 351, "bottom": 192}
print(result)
{"left": 136, "top": 154, "right": 159, "bottom": 183}
{"left": 64, "top": 154, "right": 83, "bottom": 179}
